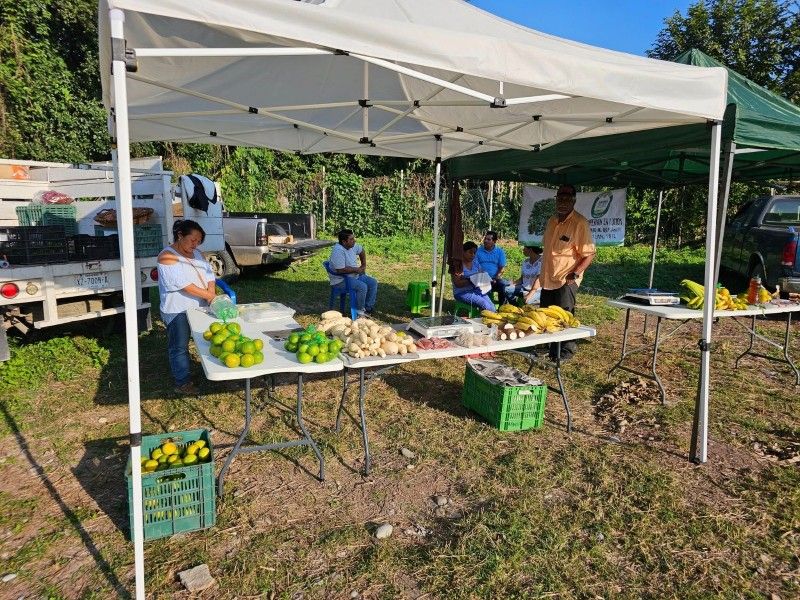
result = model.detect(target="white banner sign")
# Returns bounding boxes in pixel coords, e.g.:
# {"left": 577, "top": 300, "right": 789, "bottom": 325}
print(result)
{"left": 518, "top": 185, "right": 626, "bottom": 247}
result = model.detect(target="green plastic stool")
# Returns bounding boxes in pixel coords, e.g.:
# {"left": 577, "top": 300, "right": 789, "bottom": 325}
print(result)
{"left": 454, "top": 300, "right": 492, "bottom": 318}
{"left": 406, "top": 282, "right": 431, "bottom": 314}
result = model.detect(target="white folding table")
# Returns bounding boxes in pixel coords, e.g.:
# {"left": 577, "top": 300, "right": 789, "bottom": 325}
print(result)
{"left": 606, "top": 299, "right": 800, "bottom": 403}
{"left": 334, "top": 324, "right": 597, "bottom": 475}
{"left": 187, "top": 308, "right": 343, "bottom": 496}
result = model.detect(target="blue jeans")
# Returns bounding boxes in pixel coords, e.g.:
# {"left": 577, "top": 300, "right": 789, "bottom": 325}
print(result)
{"left": 504, "top": 283, "right": 542, "bottom": 305}
{"left": 454, "top": 290, "right": 496, "bottom": 311}
{"left": 166, "top": 312, "right": 191, "bottom": 387}
{"left": 333, "top": 274, "right": 378, "bottom": 311}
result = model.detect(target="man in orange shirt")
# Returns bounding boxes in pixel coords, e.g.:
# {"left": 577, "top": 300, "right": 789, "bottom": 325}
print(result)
{"left": 540, "top": 184, "right": 596, "bottom": 361}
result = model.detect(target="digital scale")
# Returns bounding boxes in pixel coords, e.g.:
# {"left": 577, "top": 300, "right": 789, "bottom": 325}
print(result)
{"left": 624, "top": 288, "right": 681, "bottom": 306}
{"left": 408, "top": 315, "right": 475, "bottom": 338}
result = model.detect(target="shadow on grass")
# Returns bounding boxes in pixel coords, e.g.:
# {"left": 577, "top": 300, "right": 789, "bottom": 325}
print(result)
{"left": 0, "top": 404, "right": 130, "bottom": 598}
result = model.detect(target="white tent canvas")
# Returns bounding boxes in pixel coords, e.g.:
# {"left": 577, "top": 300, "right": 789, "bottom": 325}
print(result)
{"left": 97, "top": 1, "right": 728, "bottom": 596}
{"left": 99, "top": 0, "right": 727, "bottom": 159}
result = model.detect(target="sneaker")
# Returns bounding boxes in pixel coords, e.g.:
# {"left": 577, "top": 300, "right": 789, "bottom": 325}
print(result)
{"left": 175, "top": 382, "right": 199, "bottom": 395}
{"left": 365, "top": 307, "right": 375, "bottom": 315}
{"left": 356, "top": 310, "right": 367, "bottom": 318}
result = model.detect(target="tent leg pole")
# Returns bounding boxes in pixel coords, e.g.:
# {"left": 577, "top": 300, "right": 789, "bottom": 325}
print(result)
{"left": 714, "top": 141, "right": 736, "bottom": 285}
{"left": 644, "top": 190, "right": 664, "bottom": 333}
{"left": 110, "top": 8, "right": 145, "bottom": 599}
{"left": 430, "top": 136, "right": 442, "bottom": 317}
{"left": 438, "top": 250, "right": 448, "bottom": 314}
{"left": 690, "top": 121, "right": 723, "bottom": 465}
{"left": 648, "top": 190, "right": 663, "bottom": 289}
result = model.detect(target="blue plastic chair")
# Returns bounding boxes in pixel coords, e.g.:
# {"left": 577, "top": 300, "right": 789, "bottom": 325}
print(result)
{"left": 323, "top": 261, "right": 358, "bottom": 321}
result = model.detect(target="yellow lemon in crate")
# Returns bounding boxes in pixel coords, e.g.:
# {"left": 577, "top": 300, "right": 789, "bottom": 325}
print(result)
{"left": 185, "top": 443, "right": 199, "bottom": 456}
{"left": 161, "top": 442, "right": 178, "bottom": 456}
{"left": 143, "top": 459, "right": 159, "bottom": 472}
{"left": 150, "top": 448, "right": 163, "bottom": 461}
{"left": 197, "top": 447, "right": 211, "bottom": 461}
{"left": 183, "top": 454, "right": 198, "bottom": 466}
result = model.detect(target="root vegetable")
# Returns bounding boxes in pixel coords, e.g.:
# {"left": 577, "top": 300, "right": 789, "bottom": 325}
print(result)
{"left": 321, "top": 310, "right": 343, "bottom": 320}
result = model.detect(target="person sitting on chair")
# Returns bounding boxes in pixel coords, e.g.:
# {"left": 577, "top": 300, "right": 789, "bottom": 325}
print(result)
{"left": 452, "top": 241, "right": 496, "bottom": 312}
{"left": 328, "top": 229, "right": 377, "bottom": 316}
{"left": 505, "top": 244, "right": 543, "bottom": 305}
{"left": 476, "top": 230, "right": 510, "bottom": 304}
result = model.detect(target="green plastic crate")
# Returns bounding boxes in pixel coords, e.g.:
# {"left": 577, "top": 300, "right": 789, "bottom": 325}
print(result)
{"left": 125, "top": 428, "right": 215, "bottom": 542}
{"left": 462, "top": 362, "right": 547, "bottom": 431}
{"left": 16, "top": 204, "right": 78, "bottom": 236}
{"left": 95, "top": 223, "right": 163, "bottom": 258}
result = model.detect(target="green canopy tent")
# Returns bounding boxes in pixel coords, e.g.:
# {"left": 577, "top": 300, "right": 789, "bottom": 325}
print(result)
{"left": 447, "top": 49, "right": 800, "bottom": 187}
{"left": 447, "top": 48, "right": 800, "bottom": 466}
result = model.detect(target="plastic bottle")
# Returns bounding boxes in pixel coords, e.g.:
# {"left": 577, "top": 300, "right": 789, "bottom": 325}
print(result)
{"left": 747, "top": 275, "right": 761, "bottom": 305}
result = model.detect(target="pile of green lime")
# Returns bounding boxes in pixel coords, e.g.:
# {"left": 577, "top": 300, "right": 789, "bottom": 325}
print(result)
{"left": 203, "top": 321, "right": 265, "bottom": 368}
{"left": 283, "top": 326, "right": 343, "bottom": 364}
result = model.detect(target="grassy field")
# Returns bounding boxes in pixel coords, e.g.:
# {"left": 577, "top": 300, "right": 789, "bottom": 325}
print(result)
{"left": 0, "top": 238, "right": 798, "bottom": 599}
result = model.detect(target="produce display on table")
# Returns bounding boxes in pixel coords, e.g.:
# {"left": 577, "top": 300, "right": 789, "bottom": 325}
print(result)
{"left": 318, "top": 310, "right": 417, "bottom": 358}
{"left": 680, "top": 279, "right": 771, "bottom": 310}
{"left": 283, "top": 324, "right": 342, "bottom": 364}
{"left": 140, "top": 437, "right": 211, "bottom": 473}
{"left": 480, "top": 303, "right": 579, "bottom": 339}
{"left": 203, "top": 321, "right": 265, "bottom": 368}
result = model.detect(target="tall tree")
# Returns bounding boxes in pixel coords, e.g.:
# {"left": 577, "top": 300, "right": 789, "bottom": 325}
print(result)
{"left": 648, "top": 0, "right": 799, "bottom": 102}
{"left": 0, "top": 0, "right": 108, "bottom": 161}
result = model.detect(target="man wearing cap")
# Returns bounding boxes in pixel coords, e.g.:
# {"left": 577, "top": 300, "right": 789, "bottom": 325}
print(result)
{"left": 540, "top": 184, "right": 595, "bottom": 361}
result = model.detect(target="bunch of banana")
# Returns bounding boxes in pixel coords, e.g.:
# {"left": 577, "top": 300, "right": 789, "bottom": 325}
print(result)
{"left": 679, "top": 279, "right": 749, "bottom": 310}
{"left": 481, "top": 304, "right": 580, "bottom": 334}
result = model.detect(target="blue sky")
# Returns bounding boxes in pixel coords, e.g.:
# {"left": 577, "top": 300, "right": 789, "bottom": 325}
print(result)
{"left": 469, "top": 1, "right": 694, "bottom": 56}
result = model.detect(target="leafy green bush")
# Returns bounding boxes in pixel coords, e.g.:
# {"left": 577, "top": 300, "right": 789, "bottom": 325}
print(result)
{"left": 0, "top": 336, "right": 110, "bottom": 398}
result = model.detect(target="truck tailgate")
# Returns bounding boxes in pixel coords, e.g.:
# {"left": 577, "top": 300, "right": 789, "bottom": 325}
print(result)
{"left": 271, "top": 240, "right": 335, "bottom": 252}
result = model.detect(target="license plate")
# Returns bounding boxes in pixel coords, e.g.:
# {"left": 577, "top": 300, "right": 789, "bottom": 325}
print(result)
{"left": 76, "top": 273, "right": 110, "bottom": 289}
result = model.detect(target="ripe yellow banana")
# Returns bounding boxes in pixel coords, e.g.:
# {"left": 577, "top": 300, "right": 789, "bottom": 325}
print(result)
{"left": 498, "top": 303, "right": 523, "bottom": 314}
{"left": 481, "top": 310, "right": 501, "bottom": 319}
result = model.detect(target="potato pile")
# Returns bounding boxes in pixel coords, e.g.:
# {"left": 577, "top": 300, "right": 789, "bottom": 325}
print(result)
{"left": 318, "top": 310, "right": 417, "bottom": 358}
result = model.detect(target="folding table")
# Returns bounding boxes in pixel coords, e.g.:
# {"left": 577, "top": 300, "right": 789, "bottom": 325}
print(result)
{"left": 187, "top": 308, "right": 343, "bottom": 496}
{"left": 606, "top": 299, "right": 800, "bottom": 403}
{"left": 334, "top": 324, "right": 597, "bottom": 475}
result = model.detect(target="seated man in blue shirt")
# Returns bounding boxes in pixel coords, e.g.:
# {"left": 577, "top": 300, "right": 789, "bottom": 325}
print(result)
{"left": 476, "top": 230, "right": 510, "bottom": 304}
{"left": 328, "top": 229, "right": 378, "bottom": 316}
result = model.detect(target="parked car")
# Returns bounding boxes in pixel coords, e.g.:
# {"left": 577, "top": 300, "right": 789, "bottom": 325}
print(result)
{"left": 222, "top": 212, "right": 333, "bottom": 272}
{"left": 720, "top": 194, "right": 800, "bottom": 291}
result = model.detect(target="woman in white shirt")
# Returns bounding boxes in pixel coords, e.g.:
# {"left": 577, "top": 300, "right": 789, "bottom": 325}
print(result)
{"left": 157, "top": 220, "right": 216, "bottom": 394}
{"left": 505, "top": 244, "right": 542, "bottom": 305}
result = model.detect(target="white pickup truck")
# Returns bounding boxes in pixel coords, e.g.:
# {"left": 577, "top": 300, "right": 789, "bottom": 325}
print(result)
{"left": 0, "top": 158, "right": 176, "bottom": 361}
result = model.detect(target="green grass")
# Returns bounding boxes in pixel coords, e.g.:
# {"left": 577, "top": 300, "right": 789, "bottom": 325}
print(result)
{"left": 0, "top": 240, "right": 798, "bottom": 598}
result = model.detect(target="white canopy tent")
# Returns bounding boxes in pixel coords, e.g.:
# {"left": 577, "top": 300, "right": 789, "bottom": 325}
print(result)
{"left": 98, "top": 1, "right": 727, "bottom": 596}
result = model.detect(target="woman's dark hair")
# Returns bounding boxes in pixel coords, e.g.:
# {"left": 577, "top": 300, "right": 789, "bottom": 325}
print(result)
{"left": 463, "top": 241, "right": 478, "bottom": 252}
{"left": 338, "top": 228, "right": 354, "bottom": 244}
{"left": 173, "top": 219, "right": 206, "bottom": 243}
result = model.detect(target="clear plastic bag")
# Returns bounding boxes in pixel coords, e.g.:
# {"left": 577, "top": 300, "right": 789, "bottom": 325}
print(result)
{"left": 32, "top": 190, "right": 74, "bottom": 205}
{"left": 209, "top": 295, "right": 238, "bottom": 321}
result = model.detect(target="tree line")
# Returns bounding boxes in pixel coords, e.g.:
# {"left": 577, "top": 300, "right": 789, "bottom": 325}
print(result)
{"left": 0, "top": 0, "right": 797, "bottom": 243}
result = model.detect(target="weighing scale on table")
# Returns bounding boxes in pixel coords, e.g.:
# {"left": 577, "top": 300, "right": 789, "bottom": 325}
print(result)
{"left": 408, "top": 315, "right": 475, "bottom": 338}
{"left": 623, "top": 288, "right": 681, "bottom": 306}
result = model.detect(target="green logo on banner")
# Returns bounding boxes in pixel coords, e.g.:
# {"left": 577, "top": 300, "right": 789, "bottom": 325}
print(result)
{"left": 591, "top": 192, "right": 613, "bottom": 218}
